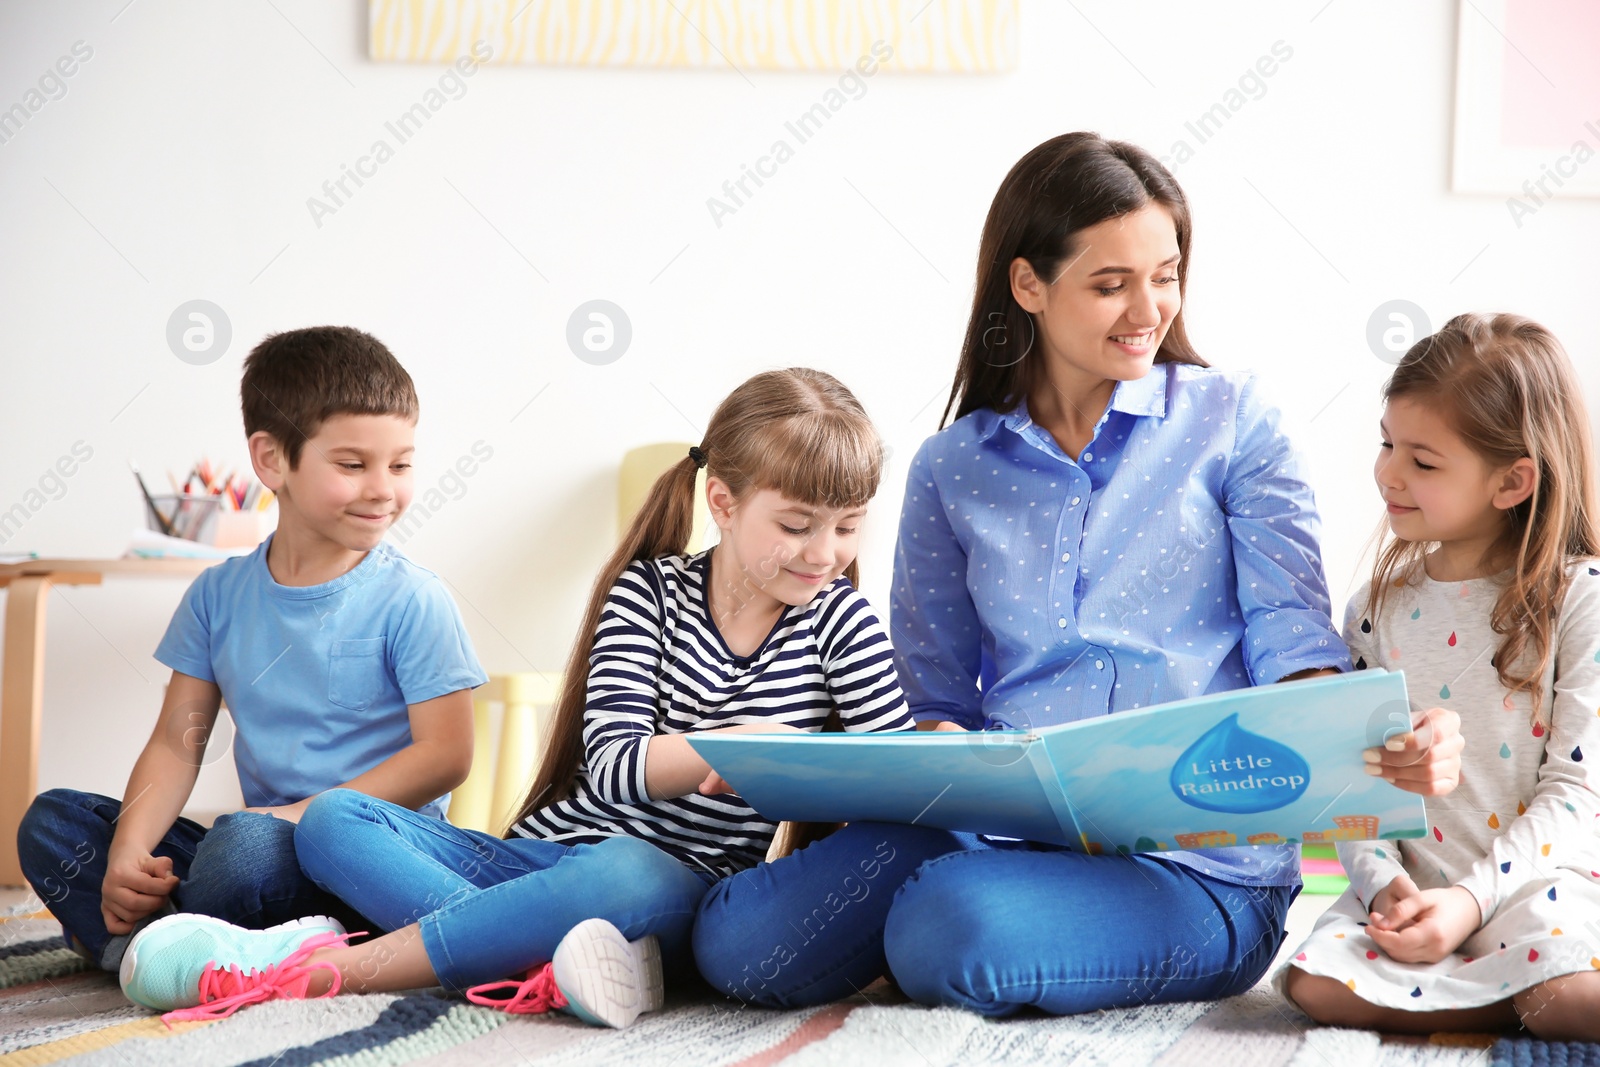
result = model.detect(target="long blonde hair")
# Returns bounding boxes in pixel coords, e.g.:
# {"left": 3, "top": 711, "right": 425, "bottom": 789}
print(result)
{"left": 506, "top": 368, "right": 885, "bottom": 839}
{"left": 1366, "top": 313, "right": 1599, "bottom": 710}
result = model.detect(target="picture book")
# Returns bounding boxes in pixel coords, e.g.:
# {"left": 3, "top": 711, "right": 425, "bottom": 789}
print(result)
{"left": 687, "top": 670, "right": 1427, "bottom": 854}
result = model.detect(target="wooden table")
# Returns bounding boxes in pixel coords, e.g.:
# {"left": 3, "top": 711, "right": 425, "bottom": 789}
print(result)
{"left": 0, "top": 558, "right": 218, "bottom": 885}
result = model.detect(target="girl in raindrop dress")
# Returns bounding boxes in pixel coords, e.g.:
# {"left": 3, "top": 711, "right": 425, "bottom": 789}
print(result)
{"left": 1281, "top": 313, "right": 1600, "bottom": 1040}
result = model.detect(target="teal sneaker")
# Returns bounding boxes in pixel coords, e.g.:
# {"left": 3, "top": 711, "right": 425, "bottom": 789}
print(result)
{"left": 464, "top": 918, "right": 663, "bottom": 1029}
{"left": 119, "top": 913, "right": 351, "bottom": 1020}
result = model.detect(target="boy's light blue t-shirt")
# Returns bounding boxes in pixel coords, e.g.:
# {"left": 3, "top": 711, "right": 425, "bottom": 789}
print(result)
{"left": 155, "top": 535, "right": 487, "bottom": 817}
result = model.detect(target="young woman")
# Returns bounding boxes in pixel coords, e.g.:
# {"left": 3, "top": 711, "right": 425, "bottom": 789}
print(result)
{"left": 694, "top": 132, "right": 1464, "bottom": 1017}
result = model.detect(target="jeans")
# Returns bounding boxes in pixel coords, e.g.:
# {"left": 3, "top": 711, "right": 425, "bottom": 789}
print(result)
{"left": 692, "top": 822, "right": 970, "bottom": 1008}
{"left": 883, "top": 845, "right": 1300, "bottom": 1017}
{"left": 15, "top": 788, "right": 366, "bottom": 971}
{"left": 294, "top": 789, "right": 716, "bottom": 991}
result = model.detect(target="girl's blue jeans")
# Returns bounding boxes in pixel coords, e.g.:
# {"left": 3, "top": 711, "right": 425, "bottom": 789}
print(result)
{"left": 694, "top": 822, "right": 1299, "bottom": 1017}
{"left": 294, "top": 789, "right": 715, "bottom": 991}
{"left": 16, "top": 788, "right": 365, "bottom": 971}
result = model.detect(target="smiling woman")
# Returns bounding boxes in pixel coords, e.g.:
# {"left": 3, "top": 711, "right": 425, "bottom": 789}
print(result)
{"left": 869, "top": 133, "right": 1464, "bottom": 1018}
{"left": 690, "top": 132, "right": 1464, "bottom": 1020}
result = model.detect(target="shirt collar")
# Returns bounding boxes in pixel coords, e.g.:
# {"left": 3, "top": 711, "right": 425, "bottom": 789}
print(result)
{"left": 973, "top": 363, "right": 1170, "bottom": 442}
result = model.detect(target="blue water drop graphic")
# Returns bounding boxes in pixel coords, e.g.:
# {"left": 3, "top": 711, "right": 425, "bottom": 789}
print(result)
{"left": 1410, "top": 987, "right": 1422, "bottom": 998}
{"left": 1440, "top": 684, "right": 1451, "bottom": 699}
{"left": 1411, "top": 608, "right": 1421, "bottom": 620}
{"left": 1170, "top": 713, "right": 1311, "bottom": 814}
{"left": 1499, "top": 742, "right": 1512, "bottom": 759}
{"left": 1574, "top": 746, "right": 1584, "bottom": 762}
{"left": 1375, "top": 848, "right": 1387, "bottom": 859}
{"left": 1501, "top": 861, "right": 1512, "bottom": 873}
{"left": 1548, "top": 886, "right": 1558, "bottom": 901}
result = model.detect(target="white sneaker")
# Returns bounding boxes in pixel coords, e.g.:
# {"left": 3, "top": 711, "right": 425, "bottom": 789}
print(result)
{"left": 551, "top": 918, "right": 664, "bottom": 1028}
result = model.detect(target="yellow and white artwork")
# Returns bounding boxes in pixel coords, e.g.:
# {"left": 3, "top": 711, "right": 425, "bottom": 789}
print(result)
{"left": 369, "top": 0, "right": 1017, "bottom": 73}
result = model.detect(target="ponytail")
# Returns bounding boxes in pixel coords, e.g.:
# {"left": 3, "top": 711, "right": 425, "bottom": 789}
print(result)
{"left": 503, "top": 456, "right": 701, "bottom": 829}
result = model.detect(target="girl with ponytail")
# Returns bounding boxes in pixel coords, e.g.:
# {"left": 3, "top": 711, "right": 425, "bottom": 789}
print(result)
{"left": 118, "top": 368, "right": 919, "bottom": 1029}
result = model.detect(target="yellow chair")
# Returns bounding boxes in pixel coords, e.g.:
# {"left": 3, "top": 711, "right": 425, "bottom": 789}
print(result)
{"left": 447, "top": 672, "right": 562, "bottom": 834}
{"left": 448, "top": 444, "right": 709, "bottom": 834}
{"left": 618, "top": 442, "right": 711, "bottom": 552}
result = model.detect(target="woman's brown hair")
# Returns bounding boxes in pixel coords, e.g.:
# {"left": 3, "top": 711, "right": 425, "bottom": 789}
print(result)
{"left": 1366, "top": 312, "right": 1599, "bottom": 713}
{"left": 504, "top": 368, "right": 885, "bottom": 850}
{"left": 941, "top": 131, "right": 1207, "bottom": 429}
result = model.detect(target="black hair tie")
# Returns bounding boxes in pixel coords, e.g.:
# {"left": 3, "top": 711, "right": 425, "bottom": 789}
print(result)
{"left": 688, "top": 445, "right": 708, "bottom": 469}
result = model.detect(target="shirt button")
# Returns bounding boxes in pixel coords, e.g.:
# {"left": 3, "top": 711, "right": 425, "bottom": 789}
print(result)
{"left": 1061, "top": 552, "right": 1071, "bottom": 562}
{"left": 1082, "top": 451, "right": 1093, "bottom": 462}
{"left": 1095, "top": 659, "right": 1105, "bottom": 670}
{"left": 1071, "top": 496, "right": 1081, "bottom": 506}
{"left": 1057, "top": 618, "right": 1068, "bottom": 629}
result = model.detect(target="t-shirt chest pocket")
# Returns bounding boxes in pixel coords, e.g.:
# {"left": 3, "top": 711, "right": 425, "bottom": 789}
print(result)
{"left": 329, "top": 637, "right": 387, "bottom": 711}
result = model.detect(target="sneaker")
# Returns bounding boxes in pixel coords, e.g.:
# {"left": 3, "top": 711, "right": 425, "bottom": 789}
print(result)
{"left": 464, "top": 918, "right": 663, "bottom": 1029}
{"left": 119, "top": 913, "right": 353, "bottom": 1022}
{"left": 464, "top": 962, "right": 568, "bottom": 1015}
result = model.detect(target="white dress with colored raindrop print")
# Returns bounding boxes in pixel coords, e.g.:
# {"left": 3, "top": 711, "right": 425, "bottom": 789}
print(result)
{"left": 1277, "top": 561, "right": 1600, "bottom": 1010}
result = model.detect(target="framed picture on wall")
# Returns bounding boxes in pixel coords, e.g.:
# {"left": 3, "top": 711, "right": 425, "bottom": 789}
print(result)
{"left": 1452, "top": 0, "right": 1600, "bottom": 200}
{"left": 368, "top": 0, "right": 1018, "bottom": 73}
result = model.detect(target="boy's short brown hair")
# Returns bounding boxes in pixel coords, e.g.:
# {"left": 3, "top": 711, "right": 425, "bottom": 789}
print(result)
{"left": 240, "top": 326, "right": 418, "bottom": 469}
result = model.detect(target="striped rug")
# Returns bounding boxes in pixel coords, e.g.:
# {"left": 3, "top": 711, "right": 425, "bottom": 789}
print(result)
{"left": 0, "top": 909, "right": 1509, "bottom": 1066}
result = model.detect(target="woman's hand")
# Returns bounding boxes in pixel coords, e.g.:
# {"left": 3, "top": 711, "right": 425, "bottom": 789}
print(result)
{"left": 1366, "top": 882, "right": 1481, "bottom": 964}
{"left": 1365, "top": 706, "right": 1463, "bottom": 796}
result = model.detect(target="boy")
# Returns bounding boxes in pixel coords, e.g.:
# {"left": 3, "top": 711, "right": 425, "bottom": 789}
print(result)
{"left": 16, "top": 326, "right": 485, "bottom": 976}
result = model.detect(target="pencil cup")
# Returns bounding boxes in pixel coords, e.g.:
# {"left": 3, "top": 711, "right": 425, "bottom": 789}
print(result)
{"left": 145, "top": 494, "right": 274, "bottom": 547}
{"left": 210, "top": 509, "right": 275, "bottom": 548}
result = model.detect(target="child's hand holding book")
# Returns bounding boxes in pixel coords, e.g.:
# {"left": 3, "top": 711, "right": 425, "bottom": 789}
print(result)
{"left": 1363, "top": 705, "right": 1464, "bottom": 797}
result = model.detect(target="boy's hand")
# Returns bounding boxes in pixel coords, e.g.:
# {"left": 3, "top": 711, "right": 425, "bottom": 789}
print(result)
{"left": 101, "top": 852, "right": 179, "bottom": 934}
{"left": 242, "top": 797, "right": 312, "bottom": 823}
{"left": 1367, "top": 885, "right": 1481, "bottom": 964}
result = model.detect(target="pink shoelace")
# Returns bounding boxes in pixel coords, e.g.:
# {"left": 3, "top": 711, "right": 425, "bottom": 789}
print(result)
{"left": 464, "top": 963, "right": 568, "bottom": 1014}
{"left": 162, "top": 929, "right": 359, "bottom": 1026}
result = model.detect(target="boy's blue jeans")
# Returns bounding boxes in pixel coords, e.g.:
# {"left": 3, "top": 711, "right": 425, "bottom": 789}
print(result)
{"left": 15, "top": 788, "right": 367, "bottom": 971}
{"left": 294, "top": 789, "right": 716, "bottom": 991}
{"left": 694, "top": 822, "right": 1298, "bottom": 1017}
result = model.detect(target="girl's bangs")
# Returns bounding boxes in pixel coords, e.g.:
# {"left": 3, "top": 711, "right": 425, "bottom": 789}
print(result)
{"left": 754, "top": 417, "right": 883, "bottom": 510}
